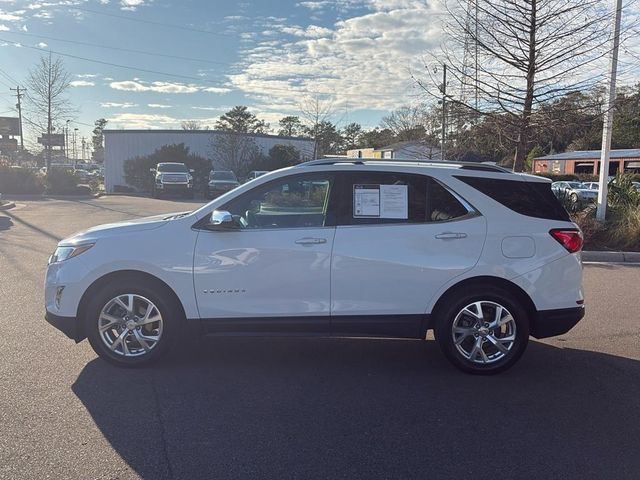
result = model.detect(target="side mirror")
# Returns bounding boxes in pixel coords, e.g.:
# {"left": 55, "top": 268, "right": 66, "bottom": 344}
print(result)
{"left": 208, "top": 210, "right": 237, "bottom": 230}
{"left": 150, "top": 168, "right": 156, "bottom": 173}
{"left": 189, "top": 169, "right": 195, "bottom": 173}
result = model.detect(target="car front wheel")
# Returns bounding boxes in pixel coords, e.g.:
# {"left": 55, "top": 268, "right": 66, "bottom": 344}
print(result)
{"left": 434, "top": 286, "right": 529, "bottom": 374}
{"left": 86, "top": 280, "right": 180, "bottom": 366}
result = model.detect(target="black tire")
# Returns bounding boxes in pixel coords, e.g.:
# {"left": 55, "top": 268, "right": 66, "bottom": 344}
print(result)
{"left": 86, "top": 277, "right": 182, "bottom": 367}
{"left": 434, "top": 285, "right": 530, "bottom": 375}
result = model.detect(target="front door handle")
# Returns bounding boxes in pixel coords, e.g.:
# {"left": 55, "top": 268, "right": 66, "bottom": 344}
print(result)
{"left": 295, "top": 237, "right": 327, "bottom": 246}
{"left": 435, "top": 232, "right": 467, "bottom": 240}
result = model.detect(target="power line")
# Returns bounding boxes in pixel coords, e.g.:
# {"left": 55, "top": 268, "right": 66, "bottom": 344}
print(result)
{"left": 2, "top": 30, "right": 235, "bottom": 66}
{"left": 72, "top": 6, "right": 237, "bottom": 38}
{"left": 0, "top": 37, "right": 406, "bottom": 98}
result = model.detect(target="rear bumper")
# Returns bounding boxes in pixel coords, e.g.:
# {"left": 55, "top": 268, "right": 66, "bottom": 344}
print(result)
{"left": 530, "top": 306, "right": 585, "bottom": 339}
{"left": 45, "top": 311, "right": 84, "bottom": 343}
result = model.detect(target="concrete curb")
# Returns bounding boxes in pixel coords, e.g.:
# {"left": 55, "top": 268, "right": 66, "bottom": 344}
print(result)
{"left": 0, "top": 201, "right": 16, "bottom": 211}
{"left": 0, "top": 193, "right": 101, "bottom": 201}
{"left": 582, "top": 251, "right": 640, "bottom": 263}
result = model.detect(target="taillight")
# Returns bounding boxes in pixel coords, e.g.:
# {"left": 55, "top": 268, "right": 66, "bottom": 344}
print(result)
{"left": 549, "top": 229, "right": 583, "bottom": 253}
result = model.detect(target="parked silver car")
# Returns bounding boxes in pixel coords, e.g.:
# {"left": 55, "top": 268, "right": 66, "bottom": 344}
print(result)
{"left": 551, "top": 181, "right": 598, "bottom": 208}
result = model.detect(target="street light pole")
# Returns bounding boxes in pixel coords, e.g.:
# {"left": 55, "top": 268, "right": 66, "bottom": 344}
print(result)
{"left": 597, "top": 0, "right": 623, "bottom": 222}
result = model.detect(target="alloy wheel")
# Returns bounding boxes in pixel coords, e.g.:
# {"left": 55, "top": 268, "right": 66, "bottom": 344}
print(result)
{"left": 98, "top": 294, "right": 163, "bottom": 357}
{"left": 451, "top": 301, "right": 517, "bottom": 364}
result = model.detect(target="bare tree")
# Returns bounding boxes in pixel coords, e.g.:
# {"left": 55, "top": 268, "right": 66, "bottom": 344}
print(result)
{"left": 181, "top": 120, "right": 207, "bottom": 130}
{"left": 210, "top": 132, "right": 262, "bottom": 178}
{"left": 299, "top": 95, "right": 335, "bottom": 158}
{"left": 380, "top": 105, "right": 428, "bottom": 142}
{"left": 26, "top": 53, "right": 73, "bottom": 169}
{"left": 418, "top": 0, "right": 623, "bottom": 171}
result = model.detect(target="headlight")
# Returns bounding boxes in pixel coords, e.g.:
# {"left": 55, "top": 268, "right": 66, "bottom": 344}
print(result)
{"left": 49, "top": 243, "right": 94, "bottom": 264}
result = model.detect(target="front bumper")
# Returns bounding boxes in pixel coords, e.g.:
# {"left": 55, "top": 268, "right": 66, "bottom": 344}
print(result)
{"left": 45, "top": 311, "right": 84, "bottom": 343}
{"left": 530, "top": 306, "right": 585, "bottom": 338}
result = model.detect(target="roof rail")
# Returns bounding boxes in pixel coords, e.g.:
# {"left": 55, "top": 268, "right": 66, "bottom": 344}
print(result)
{"left": 295, "top": 157, "right": 511, "bottom": 173}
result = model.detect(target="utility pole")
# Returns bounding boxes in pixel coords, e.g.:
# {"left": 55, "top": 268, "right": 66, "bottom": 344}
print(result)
{"left": 65, "top": 120, "right": 70, "bottom": 158}
{"left": 9, "top": 86, "right": 25, "bottom": 150}
{"left": 441, "top": 64, "right": 447, "bottom": 161}
{"left": 81, "top": 136, "right": 86, "bottom": 163}
{"left": 596, "top": 0, "right": 623, "bottom": 222}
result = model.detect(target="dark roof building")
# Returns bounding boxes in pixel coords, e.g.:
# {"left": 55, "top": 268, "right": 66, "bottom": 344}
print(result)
{"left": 533, "top": 149, "right": 640, "bottom": 175}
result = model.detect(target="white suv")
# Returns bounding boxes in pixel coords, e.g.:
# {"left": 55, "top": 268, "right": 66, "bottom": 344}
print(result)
{"left": 45, "top": 159, "right": 585, "bottom": 374}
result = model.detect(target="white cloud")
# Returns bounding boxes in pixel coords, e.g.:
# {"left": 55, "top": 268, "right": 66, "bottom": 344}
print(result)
{"left": 228, "top": 2, "right": 442, "bottom": 112}
{"left": 0, "top": 24, "right": 8, "bottom": 31}
{"left": 191, "top": 106, "right": 227, "bottom": 111}
{"left": 120, "top": 0, "right": 148, "bottom": 11}
{"left": 70, "top": 80, "right": 95, "bottom": 87}
{"left": 148, "top": 103, "right": 172, "bottom": 108}
{"left": 110, "top": 80, "right": 200, "bottom": 93}
{"left": 101, "top": 102, "right": 137, "bottom": 108}
{"left": 280, "top": 24, "right": 333, "bottom": 38}
{"left": 36, "top": 41, "right": 47, "bottom": 48}
{"left": 110, "top": 80, "right": 230, "bottom": 94}
{"left": 0, "top": 10, "right": 22, "bottom": 21}
{"left": 202, "top": 86, "right": 232, "bottom": 94}
{"left": 107, "top": 113, "right": 176, "bottom": 129}
{"left": 77, "top": 73, "right": 98, "bottom": 78}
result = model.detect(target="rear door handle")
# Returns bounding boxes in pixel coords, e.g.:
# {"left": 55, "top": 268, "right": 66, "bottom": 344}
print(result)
{"left": 295, "top": 237, "right": 327, "bottom": 245}
{"left": 435, "top": 232, "right": 467, "bottom": 240}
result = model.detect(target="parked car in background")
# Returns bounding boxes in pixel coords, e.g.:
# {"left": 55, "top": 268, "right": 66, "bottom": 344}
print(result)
{"left": 45, "top": 158, "right": 585, "bottom": 375}
{"left": 208, "top": 170, "right": 240, "bottom": 199}
{"left": 582, "top": 182, "right": 599, "bottom": 191}
{"left": 246, "top": 170, "right": 269, "bottom": 182}
{"left": 632, "top": 181, "right": 640, "bottom": 192}
{"left": 551, "top": 181, "right": 598, "bottom": 209}
{"left": 151, "top": 162, "right": 194, "bottom": 198}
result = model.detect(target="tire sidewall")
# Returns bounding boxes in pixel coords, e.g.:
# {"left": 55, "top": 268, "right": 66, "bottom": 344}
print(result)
{"left": 435, "top": 286, "right": 530, "bottom": 375}
{"left": 86, "top": 280, "right": 180, "bottom": 367}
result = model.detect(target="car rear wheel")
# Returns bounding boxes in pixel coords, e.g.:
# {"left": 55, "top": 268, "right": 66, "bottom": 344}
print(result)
{"left": 434, "top": 286, "right": 529, "bottom": 374}
{"left": 86, "top": 280, "right": 180, "bottom": 367}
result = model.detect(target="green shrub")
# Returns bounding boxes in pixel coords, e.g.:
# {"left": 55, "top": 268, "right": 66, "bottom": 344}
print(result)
{"left": 0, "top": 166, "right": 45, "bottom": 194}
{"left": 573, "top": 174, "right": 640, "bottom": 251}
{"left": 45, "top": 168, "right": 80, "bottom": 194}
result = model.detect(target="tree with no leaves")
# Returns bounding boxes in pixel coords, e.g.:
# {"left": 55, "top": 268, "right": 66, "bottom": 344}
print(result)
{"left": 26, "top": 53, "right": 73, "bottom": 169}
{"left": 210, "top": 132, "right": 263, "bottom": 178}
{"left": 299, "top": 95, "right": 336, "bottom": 158}
{"left": 419, "top": 0, "right": 621, "bottom": 171}
{"left": 181, "top": 120, "right": 208, "bottom": 130}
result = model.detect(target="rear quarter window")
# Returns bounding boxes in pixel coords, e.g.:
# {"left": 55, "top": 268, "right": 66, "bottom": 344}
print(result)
{"left": 454, "top": 176, "right": 570, "bottom": 221}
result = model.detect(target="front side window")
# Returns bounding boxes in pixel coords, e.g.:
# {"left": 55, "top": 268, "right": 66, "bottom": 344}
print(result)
{"left": 221, "top": 173, "right": 333, "bottom": 229}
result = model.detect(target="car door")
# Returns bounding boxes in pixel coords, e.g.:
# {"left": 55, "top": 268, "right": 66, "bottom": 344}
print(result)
{"left": 330, "top": 171, "right": 486, "bottom": 338}
{"left": 193, "top": 171, "right": 336, "bottom": 334}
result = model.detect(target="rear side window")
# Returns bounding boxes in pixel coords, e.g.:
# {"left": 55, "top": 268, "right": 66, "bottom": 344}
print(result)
{"left": 335, "top": 172, "right": 471, "bottom": 225}
{"left": 455, "top": 176, "right": 570, "bottom": 221}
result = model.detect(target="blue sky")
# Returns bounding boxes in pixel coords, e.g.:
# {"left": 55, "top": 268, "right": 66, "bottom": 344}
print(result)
{"left": 0, "top": 0, "right": 442, "bottom": 149}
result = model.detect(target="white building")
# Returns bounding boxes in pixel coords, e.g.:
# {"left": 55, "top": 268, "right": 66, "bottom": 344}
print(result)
{"left": 103, "top": 129, "right": 315, "bottom": 193}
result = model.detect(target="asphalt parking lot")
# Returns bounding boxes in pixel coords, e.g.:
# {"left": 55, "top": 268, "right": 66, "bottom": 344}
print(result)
{"left": 0, "top": 196, "right": 639, "bottom": 480}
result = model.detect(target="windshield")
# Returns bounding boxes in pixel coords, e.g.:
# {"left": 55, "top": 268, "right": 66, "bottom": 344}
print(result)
{"left": 210, "top": 171, "right": 237, "bottom": 181}
{"left": 158, "top": 164, "right": 188, "bottom": 173}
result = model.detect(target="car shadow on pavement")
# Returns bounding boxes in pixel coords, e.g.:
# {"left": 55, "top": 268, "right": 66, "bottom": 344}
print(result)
{"left": 72, "top": 338, "right": 640, "bottom": 480}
